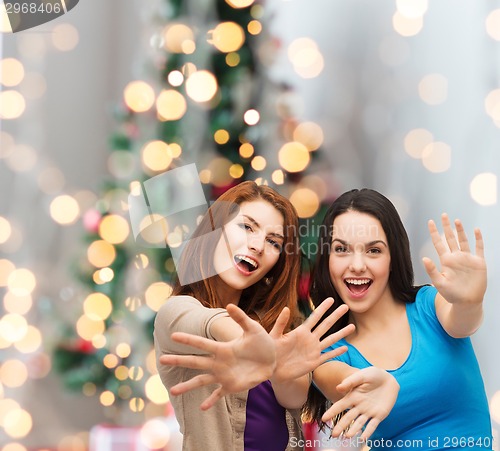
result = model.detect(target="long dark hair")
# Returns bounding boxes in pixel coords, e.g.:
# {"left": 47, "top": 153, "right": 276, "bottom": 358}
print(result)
{"left": 172, "top": 181, "right": 302, "bottom": 332}
{"left": 303, "top": 188, "right": 418, "bottom": 428}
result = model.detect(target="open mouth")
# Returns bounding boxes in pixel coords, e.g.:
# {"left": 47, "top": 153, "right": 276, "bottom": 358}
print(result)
{"left": 234, "top": 255, "right": 259, "bottom": 273}
{"left": 344, "top": 278, "right": 372, "bottom": 295}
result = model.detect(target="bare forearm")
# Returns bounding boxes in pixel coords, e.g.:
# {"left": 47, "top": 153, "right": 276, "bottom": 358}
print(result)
{"left": 270, "top": 373, "right": 310, "bottom": 409}
{"left": 313, "top": 361, "right": 359, "bottom": 403}
{"left": 209, "top": 315, "right": 243, "bottom": 341}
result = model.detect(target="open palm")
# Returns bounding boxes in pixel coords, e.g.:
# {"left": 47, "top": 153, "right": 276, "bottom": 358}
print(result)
{"left": 423, "top": 213, "right": 487, "bottom": 305}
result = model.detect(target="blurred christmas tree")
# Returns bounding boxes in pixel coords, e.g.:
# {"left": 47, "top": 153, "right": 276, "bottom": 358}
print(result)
{"left": 52, "top": 0, "right": 329, "bottom": 423}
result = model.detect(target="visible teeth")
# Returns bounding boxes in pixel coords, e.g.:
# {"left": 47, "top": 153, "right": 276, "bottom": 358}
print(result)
{"left": 345, "top": 279, "right": 371, "bottom": 285}
{"left": 235, "top": 255, "right": 258, "bottom": 268}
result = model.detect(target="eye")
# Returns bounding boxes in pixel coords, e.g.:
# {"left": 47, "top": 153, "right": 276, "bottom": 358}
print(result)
{"left": 333, "top": 245, "right": 348, "bottom": 253}
{"left": 367, "top": 247, "right": 382, "bottom": 254}
{"left": 266, "top": 238, "right": 282, "bottom": 251}
{"left": 238, "top": 222, "right": 253, "bottom": 232}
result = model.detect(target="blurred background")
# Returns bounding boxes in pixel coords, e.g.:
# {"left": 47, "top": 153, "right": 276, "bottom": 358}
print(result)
{"left": 0, "top": 0, "right": 499, "bottom": 449}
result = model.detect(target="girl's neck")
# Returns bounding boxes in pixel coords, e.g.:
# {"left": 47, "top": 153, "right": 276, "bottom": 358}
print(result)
{"left": 213, "top": 276, "right": 242, "bottom": 307}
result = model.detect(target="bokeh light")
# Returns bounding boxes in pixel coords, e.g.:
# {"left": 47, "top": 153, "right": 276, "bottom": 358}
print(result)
{"left": 185, "top": 70, "right": 218, "bottom": 102}
{"left": 288, "top": 38, "right": 324, "bottom": 79}
{"left": 124, "top": 81, "right": 155, "bottom": 113}
{"left": 278, "top": 142, "right": 310, "bottom": 172}
{"left": 486, "top": 9, "right": 500, "bottom": 41}
{"left": 421, "top": 141, "right": 451, "bottom": 173}
{"left": 50, "top": 195, "right": 80, "bottom": 225}
{"left": 83, "top": 293, "right": 113, "bottom": 321}
{"left": 419, "top": 73, "right": 448, "bottom": 105}
{"left": 289, "top": 188, "right": 320, "bottom": 218}
{"left": 244, "top": 109, "right": 260, "bottom": 125}
{"left": 156, "top": 89, "right": 187, "bottom": 120}
{"left": 392, "top": 12, "right": 423, "bottom": 36}
{"left": 51, "top": 23, "right": 79, "bottom": 51}
{"left": 470, "top": 173, "right": 497, "bottom": 206}
{"left": 145, "top": 282, "right": 172, "bottom": 312}
{"left": 163, "top": 23, "right": 195, "bottom": 54}
{"left": 210, "top": 22, "right": 245, "bottom": 53}
{"left": 145, "top": 375, "right": 169, "bottom": 404}
{"left": 396, "top": 0, "right": 428, "bottom": 18}
{"left": 226, "top": 0, "right": 255, "bottom": 7}
{"left": 490, "top": 390, "right": 500, "bottom": 423}
{"left": 0, "top": 216, "right": 12, "bottom": 244}
{"left": 7, "top": 269, "right": 36, "bottom": 296}
{"left": 3, "top": 408, "right": 32, "bottom": 438}
{"left": 0, "top": 359, "right": 28, "bottom": 388}
{"left": 87, "top": 240, "right": 116, "bottom": 268}
{"left": 293, "top": 121, "right": 323, "bottom": 151}
{"left": 404, "top": 128, "right": 434, "bottom": 159}
{"left": 0, "top": 58, "right": 25, "bottom": 87}
{"left": 0, "top": 90, "right": 26, "bottom": 119}
{"left": 251, "top": 155, "right": 266, "bottom": 171}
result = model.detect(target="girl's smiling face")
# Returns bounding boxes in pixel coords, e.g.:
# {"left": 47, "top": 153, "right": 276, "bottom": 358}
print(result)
{"left": 213, "top": 200, "right": 284, "bottom": 305}
{"left": 329, "top": 210, "right": 393, "bottom": 314}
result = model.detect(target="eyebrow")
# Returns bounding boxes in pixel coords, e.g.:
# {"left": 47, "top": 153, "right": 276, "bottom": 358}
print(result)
{"left": 242, "top": 215, "right": 285, "bottom": 240}
{"left": 332, "top": 238, "right": 388, "bottom": 247}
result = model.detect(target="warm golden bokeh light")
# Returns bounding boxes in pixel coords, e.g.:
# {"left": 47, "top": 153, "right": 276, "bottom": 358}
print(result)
{"left": 100, "top": 391, "right": 115, "bottom": 407}
{"left": 486, "top": 9, "right": 500, "bottom": 41}
{"left": 214, "top": 129, "right": 230, "bottom": 144}
{"left": 87, "top": 240, "right": 116, "bottom": 268}
{"left": 140, "top": 418, "right": 171, "bottom": 450}
{"left": 145, "top": 282, "right": 173, "bottom": 312}
{"left": 490, "top": 390, "right": 500, "bottom": 424}
{"left": 418, "top": 73, "right": 448, "bottom": 105}
{"left": 2, "top": 443, "right": 27, "bottom": 451}
{"left": 124, "top": 81, "right": 156, "bottom": 113}
{"left": 185, "top": 70, "right": 218, "bottom": 103}
{"left": 98, "top": 214, "right": 130, "bottom": 245}
{"left": 396, "top": 0, "right": 428, "bottom": 18}
{"left": 293, "top": 121, "right": 324, "bottom": 151}
{"left": 0, "top": 314, "right": 27, "bottom": 343}
{"left": 210, "top": 22, "right": 245, "bottom": 53}
{"left": 4, "top": 292, "right": 32, "bottom": 315}
{"left": 103, "top": 354, "right": 119, "bottom": 369}
{"left": 288, "top": 38, "right": 324, "bottom": 79}
{"left": 0, "top": 58, "right": 25, "bottom": 87}
{"left": 51, "top": 23, "right": 79, "bottom": 51}
{"left": 145, "top": 374, "right": 170, "bottom": 404}
{"left": 229, "top": 163, "right": 244, "bottom": 179}
{"left": 251, "top": 155, "right": 266, "bottom": 171}
{"left": 1, "top": 1, "right": 13, "bottom": 32}
{"left": 392, "top": 12, "right": 423, "bottom": 36}
{"left": 7, "top": 269, "right": 36, "bottom": 296}
{"left": 163, "top": 23, "right": 195, "bottom": 54}
{"left": 137, "top": 213, "right": 168, "bottom": 245}
{"left": 168, "top": 70, "right": 184, "bottom": 87}
{"left": 404, "top": 128, "right": 434, "bottom": 159}
{"left": 0, "top": 216, "right": 12, "bottom": 244}
{"left": 278, "top": 141, "right": 310, "bottom": 173}
{"left": 141, "top": 140, "right": 173, "bottom": 172}
{"left": 225, "top": 0, "right": 255, "bottom": 7}
{"left": 0, "top": 359, "right": 28, "bottom": 388}
{"left": 129, "top": 397, "right": 145, "bottom": 412}
{"left": 289, "top": 188, "right": 320, "bottom": 218}
{"left": 76, "top": 315, "right": 105, "bottom": 341}
{"left": 0, "top": 90, "right": 26, "bottom": 120}
{"left": 244, "top": 109, "right": 260, "bottom": 125}
{"left": 50, "top": 195, "right": 80, "bottom": 225}
{"left": 470, "top": 173, "right": 497, "bottom": 206}
{"left": 156, "top": 89, "right": 187, "bottom": 121}
{"left": 207, "top": 157, "right": 233, "bottom": 187}
{"left": 239, "top": 142, "right": 254, "bottom": 158}
{"left": 3, "top": 408, "right": 32, "bottom": 438}
{"left": 247, "top": 20, "right": 262, "bottom": 35}
{"left": 0, "top": 259, "right": 16, "bottom": 287}
{"left": 226, "top": 52, "right": 241, "bottom": 67}
{"left": 421, "top": 141, "right": 451, "bottom": 173}
{"left": 272, "top": 169, "right": 285, "bottom": 185}
{"left": 116, "top": 343, "right": 131, "bottom": 358}
{"left": 114, "top": 365, "right": 128, "bottom": 380}
{"left": 129, "top": 366, "right": 144, "bottom": 381}
{"left": 83, "top": 293, "right": 113, "bottom": 321}
{"left": 13, "top": 325, "right": 42, "bottom": 354}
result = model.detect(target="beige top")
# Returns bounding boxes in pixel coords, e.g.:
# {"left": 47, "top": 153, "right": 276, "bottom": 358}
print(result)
{"left": 154, "top": 295, "right": 304, "bottom": 451}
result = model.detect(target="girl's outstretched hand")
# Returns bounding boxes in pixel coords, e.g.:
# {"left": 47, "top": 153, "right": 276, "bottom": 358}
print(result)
{"left": 269, "top": 298, "right": 354, "bottom": 383}
{"left": 423, "top": 213, "right": 487, "bottom": 306}
{"left": 159, "top": 303, "right": 276, "bottom": 410}
{"left": 322, "top": 367, "right": 399, "bottom": 441}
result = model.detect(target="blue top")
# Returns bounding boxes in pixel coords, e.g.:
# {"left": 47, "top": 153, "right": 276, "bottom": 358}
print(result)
{"left": 244, "top": 380, "right": 289, "bottom": 450}
{"left": 322, "top": 285, "right": 493, "bottom": 450}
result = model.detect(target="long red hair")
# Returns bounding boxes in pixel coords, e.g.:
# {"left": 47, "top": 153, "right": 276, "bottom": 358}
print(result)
{"left": 172, "top": 181, "right": 301, "bottom": 332}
